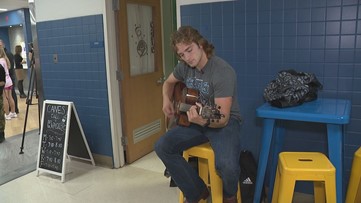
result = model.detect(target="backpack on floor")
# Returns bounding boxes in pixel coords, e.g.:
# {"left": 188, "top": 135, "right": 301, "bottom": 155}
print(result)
{"left": 239, "top": 150, "right": 266, "bottom": 203}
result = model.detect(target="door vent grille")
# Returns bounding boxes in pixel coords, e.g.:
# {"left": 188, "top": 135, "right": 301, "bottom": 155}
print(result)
{"left": 133, "top": 119, "right": 161, "bottom": 144}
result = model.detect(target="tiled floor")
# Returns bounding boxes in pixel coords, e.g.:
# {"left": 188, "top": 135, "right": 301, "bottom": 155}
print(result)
{"left": 0, "top": 152, "right": 178, "bottom": 203}
{"left": 0, "top": 150, "right": 315, "bottom": 203}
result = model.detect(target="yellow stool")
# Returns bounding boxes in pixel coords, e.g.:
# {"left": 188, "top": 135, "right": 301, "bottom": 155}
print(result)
{"left": 272, "top": 152, "right": 336, "bottom": 203}
{"left": 179, "top": 143, "right": 241, "bottom": 203}
{"left": 346, "top": 147, "right": 361, "bottom": 203}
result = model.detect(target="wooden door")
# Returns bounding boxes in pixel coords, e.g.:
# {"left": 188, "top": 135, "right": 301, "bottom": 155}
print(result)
{"left": 117, "top": 0, "right": 165, "bottom": 163}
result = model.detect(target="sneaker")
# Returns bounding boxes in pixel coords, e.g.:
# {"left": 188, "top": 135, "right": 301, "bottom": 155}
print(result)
{"left": 10, "top": 112, "right": 17, "bottom": 118}
{"left": 5, "top": 114, "right": 12, "bottom": 120}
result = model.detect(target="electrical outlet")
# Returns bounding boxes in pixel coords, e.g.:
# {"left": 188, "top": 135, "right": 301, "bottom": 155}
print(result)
{"left": 53, "top": 54, "right": 58, "bottom": 63}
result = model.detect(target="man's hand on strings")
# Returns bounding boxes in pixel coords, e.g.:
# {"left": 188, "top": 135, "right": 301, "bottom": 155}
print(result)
{"left": 162, "top": 98, "right": 175, "bottom": 118}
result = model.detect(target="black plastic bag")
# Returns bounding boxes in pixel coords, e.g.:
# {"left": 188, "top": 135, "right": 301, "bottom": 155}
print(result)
{"left": 264, "top": 69, "right": 323, "bottom": 108}
{"left": 239, "top": 150, "right": 266, "bottom": 203}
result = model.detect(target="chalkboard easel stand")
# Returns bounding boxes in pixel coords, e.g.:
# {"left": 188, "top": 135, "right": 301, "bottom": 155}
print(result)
{"left": 36, "top": 100, "right": 95, "bottom": 182}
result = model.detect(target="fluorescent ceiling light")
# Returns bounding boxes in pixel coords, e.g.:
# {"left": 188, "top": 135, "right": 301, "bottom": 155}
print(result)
{"left": 0, "top": 8, "right": 9, "bottom": 11}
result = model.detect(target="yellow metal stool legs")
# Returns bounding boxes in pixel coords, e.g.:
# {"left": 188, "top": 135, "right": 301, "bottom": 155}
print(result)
{"left": 272, "top": 152, "right": 336, "bottom": 203}
{"left": 346, "top": 147, "right": 361, "bottom": 203}
{"left": 179, "top": 143, "right": 241, "bottom": 203}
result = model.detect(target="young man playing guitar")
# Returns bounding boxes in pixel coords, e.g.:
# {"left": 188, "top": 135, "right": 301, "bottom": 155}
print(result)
{"left": 155, "top": 26, "right": 242, "bottom": 203}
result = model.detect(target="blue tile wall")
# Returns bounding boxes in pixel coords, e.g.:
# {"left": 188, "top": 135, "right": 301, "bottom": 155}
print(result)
{"left": 181, "top": 0, "right": 361, "bottom": 192}
{"left": 36, "top": 15, "right": 112, "bottom": 157}
{"left": 0, "top": 29, "right": 10, "bottom": 46}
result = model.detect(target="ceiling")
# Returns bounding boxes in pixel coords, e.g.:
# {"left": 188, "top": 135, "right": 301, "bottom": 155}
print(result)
{"left": 0, "top": 0, "right": 29, "bottom": 13}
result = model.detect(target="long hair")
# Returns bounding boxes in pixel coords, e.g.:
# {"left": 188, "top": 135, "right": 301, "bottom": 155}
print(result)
{"left": 0, "top": 48, "right": 10, "bottom": 69}
{"left": 171, "top": 26, "right": 214, "bottom": 60}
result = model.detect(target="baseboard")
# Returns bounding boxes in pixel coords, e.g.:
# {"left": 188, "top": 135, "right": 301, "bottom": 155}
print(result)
{"left": 92, "top": 153, "right": 113, "bottom": 168}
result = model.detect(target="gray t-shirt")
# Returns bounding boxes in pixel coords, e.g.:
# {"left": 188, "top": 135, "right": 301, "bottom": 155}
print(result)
{"left": 173, "top": 56, "right": 242, "bottom": 120}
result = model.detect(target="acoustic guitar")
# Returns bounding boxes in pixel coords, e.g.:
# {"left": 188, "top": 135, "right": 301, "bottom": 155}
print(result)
{"left": 168, "top": 82, "right": 224, "bottom": 128}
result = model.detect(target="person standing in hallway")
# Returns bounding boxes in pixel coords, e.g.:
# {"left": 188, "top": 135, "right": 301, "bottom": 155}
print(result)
{"left": 14, "top": 45, "right": 27, "bottom": 98}
{"left": 154, "top": 26, "right": 242, "bottom": 203}
{"left": 0, "top": 63, "right": 6, "bottom": 143}
{"left": 0, "top": 40, "right": 19, "bottom": 114}
{"left": 0, "top": 48, "right": 17, "bottom": 120}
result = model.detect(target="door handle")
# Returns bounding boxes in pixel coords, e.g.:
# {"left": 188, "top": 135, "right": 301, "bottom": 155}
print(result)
{"left": 156, "top": 76, "right": 166, "bottom": 85}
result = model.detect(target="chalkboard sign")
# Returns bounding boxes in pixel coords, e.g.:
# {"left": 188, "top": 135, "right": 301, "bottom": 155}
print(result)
{"left": 37, "top": 100, "right": 94, "bottom": 182}
{"left": 38, "top": 103, "right": 68, "bottom": 173}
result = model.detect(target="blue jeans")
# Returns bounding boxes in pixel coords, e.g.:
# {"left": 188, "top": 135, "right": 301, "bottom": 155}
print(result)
{"left": 155, "top": 117, "right": 242, "bottom": 202}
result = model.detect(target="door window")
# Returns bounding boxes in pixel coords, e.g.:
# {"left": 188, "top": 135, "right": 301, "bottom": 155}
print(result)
{"left": 127, "top": 3, "right": 155, "bottom": 76}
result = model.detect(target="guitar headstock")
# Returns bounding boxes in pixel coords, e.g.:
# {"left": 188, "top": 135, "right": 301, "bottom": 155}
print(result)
{"left": 199, "top": 105, "right": 224, "bottom": 121}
